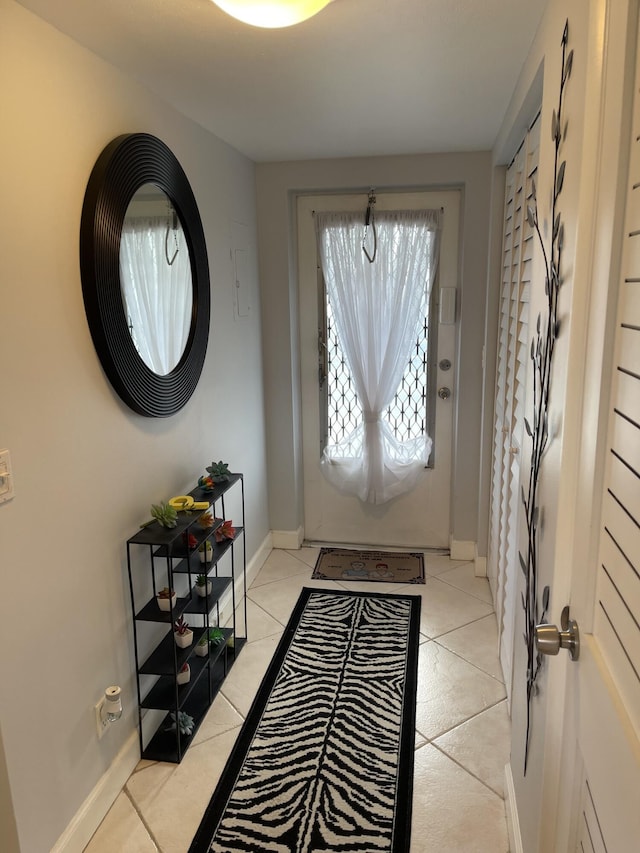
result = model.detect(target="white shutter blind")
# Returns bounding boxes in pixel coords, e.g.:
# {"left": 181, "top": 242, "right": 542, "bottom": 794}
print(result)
{"left": 593, "top": 83, "right": 640, "bottom": 735}
{"left": 488, "top": 113, "right": 540, "bottom": 697}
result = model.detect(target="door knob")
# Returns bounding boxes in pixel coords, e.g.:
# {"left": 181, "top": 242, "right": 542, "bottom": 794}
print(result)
{"left": 438, "top": 387, "right": 451, "bottom": 400}
{"left": 534, "top": 606, "right": 580, "bottom": 661}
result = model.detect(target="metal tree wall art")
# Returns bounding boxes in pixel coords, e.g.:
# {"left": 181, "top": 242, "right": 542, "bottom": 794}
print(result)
{"left": 521, "top": 19, "right": 573, "bottom": 775}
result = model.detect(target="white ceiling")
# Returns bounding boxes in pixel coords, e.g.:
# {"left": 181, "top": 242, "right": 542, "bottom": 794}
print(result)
{"left": 16, "top": 0, "right": 546, "bottom": 162}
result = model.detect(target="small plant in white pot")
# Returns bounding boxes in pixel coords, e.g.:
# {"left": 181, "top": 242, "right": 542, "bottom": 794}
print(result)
{"left": 173, "top": 616, "right": 193, "bottom": 648}
{"left": 177, "top": 662, "right": 190, "bottom": 685}
{"left": 198, "top": 540, "right": 213, "bottom": 564}
{"left": 156, "top": 587, "right": 176, "bottom": 612}
{"left": 195, "top": 574, "right": 212, "bottom": 598}
{"left": 208, "top": 627, "right": 225, "bottom": 646}
{"left": 195, "top": 635, "right": 209, "bottom": 657}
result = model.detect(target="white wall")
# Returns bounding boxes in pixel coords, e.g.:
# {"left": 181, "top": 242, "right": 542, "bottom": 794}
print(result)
{"left": 255, "top": 153, "right": 493, "bottom": 550}
{"left": 0, "top": 2, "right": 269, "bottom": 850}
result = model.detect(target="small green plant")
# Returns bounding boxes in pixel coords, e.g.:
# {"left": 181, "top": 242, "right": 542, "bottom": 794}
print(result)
{"left": 173, "top": 616, "right": 191, "bottom": 636}
{"left": 197, "top": 634, "right": 208, "bottom": 647}
{"left": 208, "top": 627, "right": 224, "bottom": 645}
{"left": 150, "top": 502, "right": 178, "bottom": 529}
{"left": 198, "top": 540, "right": 213, "bottom": 553}
{"left": 195, "top": 574, "right": 208, "bottom": 586}
{"left": 206, "top": 460, "right": 231, "bottom": 483}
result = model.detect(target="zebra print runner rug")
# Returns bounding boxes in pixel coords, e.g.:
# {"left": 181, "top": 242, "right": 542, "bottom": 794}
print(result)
{"left": 189, "top": 588, "right": 421, "bottom": 853}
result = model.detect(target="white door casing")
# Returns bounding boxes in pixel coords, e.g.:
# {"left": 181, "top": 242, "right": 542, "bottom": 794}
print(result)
{"left": 297, "top": 191, "right": 460, "bottom": 548}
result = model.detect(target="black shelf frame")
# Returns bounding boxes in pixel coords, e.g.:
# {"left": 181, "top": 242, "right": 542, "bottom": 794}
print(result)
{"left": 127, "top": 472, "right": 247, "bottom": 764}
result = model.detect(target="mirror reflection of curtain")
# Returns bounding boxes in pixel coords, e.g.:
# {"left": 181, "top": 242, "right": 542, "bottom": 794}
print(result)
{"left": 315, "top": 209, "right": 442, "bottom": 505}
{"left": 120, "top": 217, "right": 192, "bottom": 376}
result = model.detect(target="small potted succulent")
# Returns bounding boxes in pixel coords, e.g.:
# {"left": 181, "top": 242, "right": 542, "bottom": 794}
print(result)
{"left": 206, "top": 460, "right": 231, "bottom": 483}
{"left": 195, "top": 573, "right": 212, "bottom": 598}
{"left": 173, "top": 616, "right": 193, "bottom": 648}
{"left": 197, "top": 474, "right": 215, "bottom": 492}
{"left": 167, "top": 711, "right": 194, "bottom": 737}
{"left": 156, "top": 587, "right": 176, "bottom": 612}
{"left": 214, "top": 519, "right": 235, "bottom": 543}
{"left": 176, "top": 662, "right": 190, "bottom": 685}
{"left": 199, "top": 511, "right": 215, "bottom": 530}
{"left": 149, "top": 502, "right": 178, "bottom": 529}
{"left": 182, "top": 531, "right": 198, "bottom": 551}
{"left": 208, "top": 627, "right": 225, "bottom": 646}
{"left": 195, "top": 634, "right": 209, "bottom": 657}
{"left": 198, "top": 540, "right": 213, "bottom": 563}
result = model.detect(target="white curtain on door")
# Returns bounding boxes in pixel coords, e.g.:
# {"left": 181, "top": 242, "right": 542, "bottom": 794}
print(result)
{"left": 120, "top": 217, "right": 192, "bottom": 375}
{"left": 315, "top": 208, "right": 442, "bottom": 504}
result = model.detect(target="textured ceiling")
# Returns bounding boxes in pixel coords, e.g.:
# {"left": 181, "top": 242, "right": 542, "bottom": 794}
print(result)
{"left": 16, "top": 0, "right": 546, "bottom": 162}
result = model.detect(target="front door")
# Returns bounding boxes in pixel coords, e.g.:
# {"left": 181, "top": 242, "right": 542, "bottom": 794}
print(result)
{"left": 297, "top": 190, "right": 460, "bottom": 548}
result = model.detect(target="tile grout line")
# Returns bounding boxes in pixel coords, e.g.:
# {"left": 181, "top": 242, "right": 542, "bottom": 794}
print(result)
{"left": 416, "top": 696, "right": 509, "bottom": 751}
{"left": 429, "top": 740, "right": 507, "bottom": 800}
{"left": 245, "top": 592, "right": 291, "bottom": 630}
{"left": 123, "top": 785, "right": 163, "bottom": 852}
{"left": 431, "top": 638, "right": 507, "bottom": 685}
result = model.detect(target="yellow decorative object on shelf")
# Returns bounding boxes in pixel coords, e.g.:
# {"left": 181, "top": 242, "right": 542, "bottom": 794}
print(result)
{"left": 168, "top": 495, "right": 210, "bottom": 512}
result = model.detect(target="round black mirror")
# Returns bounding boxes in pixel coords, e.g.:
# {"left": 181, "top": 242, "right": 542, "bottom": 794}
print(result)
{"left": 80, "top": 133, "right": 210, "bottom": 417}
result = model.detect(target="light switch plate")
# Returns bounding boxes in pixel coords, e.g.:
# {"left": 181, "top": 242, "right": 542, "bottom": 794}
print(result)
{"left": 0, "top": 449, "right": 15, "bottom": 503}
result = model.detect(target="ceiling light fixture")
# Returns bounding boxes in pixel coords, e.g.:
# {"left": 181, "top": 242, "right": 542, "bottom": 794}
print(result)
{"left": 211, "top": 1, "right": 333, "bottom": 28}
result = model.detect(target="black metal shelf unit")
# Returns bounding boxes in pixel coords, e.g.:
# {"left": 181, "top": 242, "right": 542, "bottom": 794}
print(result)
{"left": 126, "top": 473, "right": 247, "bottom": 763}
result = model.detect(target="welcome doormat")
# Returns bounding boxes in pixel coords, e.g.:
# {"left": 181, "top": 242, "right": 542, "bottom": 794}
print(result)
{"left": 189, "top": 588, "right": 421, "bottom": 853}
{"left": 312, "top": 547, "right": 425, "bottom": 584}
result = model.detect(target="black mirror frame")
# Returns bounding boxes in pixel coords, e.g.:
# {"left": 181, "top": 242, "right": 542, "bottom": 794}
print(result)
{"left": 80, "top": 133, "right": 210, "bottom": 417}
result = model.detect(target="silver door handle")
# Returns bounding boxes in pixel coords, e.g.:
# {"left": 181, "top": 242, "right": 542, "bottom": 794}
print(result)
{"left": 438, "top": 387, "right": 451, "bottom": 400}
{"left": 535, "top": 606, "right": 580, "bottom": 660}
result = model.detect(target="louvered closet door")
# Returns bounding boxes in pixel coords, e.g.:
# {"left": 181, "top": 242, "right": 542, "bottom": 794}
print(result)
{"left": 562, "top": 31, "right": 640, "bottom": 847}
{"left": 488, "top": 115, "right": 540, "bottom": 702}
{"left": 576, "top": 52, "right": 640, "bottom": 847}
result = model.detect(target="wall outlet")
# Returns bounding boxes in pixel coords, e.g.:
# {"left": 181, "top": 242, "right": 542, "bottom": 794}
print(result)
{"left": 0, "top": 449, "right": 14, "bottom": 504}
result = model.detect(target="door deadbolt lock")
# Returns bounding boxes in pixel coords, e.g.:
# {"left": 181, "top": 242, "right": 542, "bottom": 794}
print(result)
{"left": 535, "top": 606, "right": 580, "bottom": 661}
{"left": 439, "top": 358, "right": 452, "bottom": 371}
{"left": 438, "top": 387, "right": 451, "bottom": 400}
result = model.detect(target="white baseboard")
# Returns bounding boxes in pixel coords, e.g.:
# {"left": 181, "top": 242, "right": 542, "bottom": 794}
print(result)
{"left": 474, "top": 552, "right": 487, "bottom": 578}
{"left": 247, "top": 532, "right": 272, "bottom": 588}
{"left": 504, "top": 762, "right": 523, "bottom": 853}
{"left": 449, "top": 538, "right": 476, "bottom": 561}
{"left": 51, "top": 731, "right": 140, "bottom": 853}
{"left": 53, "top": 534, "right": 273, "bottom": 853}
{"left": 271, "top": 527, "right": 304, "bottom": 550}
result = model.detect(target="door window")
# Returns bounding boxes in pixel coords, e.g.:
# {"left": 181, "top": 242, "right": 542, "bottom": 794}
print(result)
{"left": 322, "top": 277, "right": 437, "bottom": 464}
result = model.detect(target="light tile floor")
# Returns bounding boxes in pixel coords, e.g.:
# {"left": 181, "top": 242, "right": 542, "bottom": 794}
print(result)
{"left": 86, "top": 548, "right": 510, "bottom": 852}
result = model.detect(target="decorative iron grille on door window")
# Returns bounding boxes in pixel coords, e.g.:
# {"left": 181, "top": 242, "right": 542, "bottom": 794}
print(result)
{"left": 323, "top": 285, "right": 435, "bottom": 455}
